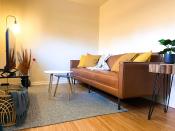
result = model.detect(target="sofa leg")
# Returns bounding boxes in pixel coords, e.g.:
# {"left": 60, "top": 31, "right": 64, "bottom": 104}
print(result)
{"left": 73, "top": 79, "right": 76, "bottom": 85}
{"left": 88, "top": 85, "right": 91, "bottom": 93}
{"left": 118, "top": 98, "right": 121, "bottom": 110}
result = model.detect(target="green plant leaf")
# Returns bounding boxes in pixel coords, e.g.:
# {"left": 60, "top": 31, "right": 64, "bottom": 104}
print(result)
{"left": 165, "top": 39, "right": 172, "bottom": 45}
{"left": 158, "top": 39, "right": 165, "bottom": 43}
{"left": 158, "top": 39, "right": 175, "bottom": 54}
{"left": 171, "top": 47, "right": 175, "bottom": 53}
{"left": 171, "top": 39, "right": 175, "bottom": 46}
{"left": 159, "top": 39, "right": 172, "bottom": 46}
{"left": 159, "top": 39, "right": 165, "bottom": 45}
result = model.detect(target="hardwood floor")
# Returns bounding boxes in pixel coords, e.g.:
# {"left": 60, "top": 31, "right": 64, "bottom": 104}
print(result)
{"left": 23, "top": 97, "right": 175, "bottom": 131}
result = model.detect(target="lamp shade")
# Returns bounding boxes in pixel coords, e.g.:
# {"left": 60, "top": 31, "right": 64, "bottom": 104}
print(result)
{"left": 12, "top": 23, "right": 20, "bottom": 33}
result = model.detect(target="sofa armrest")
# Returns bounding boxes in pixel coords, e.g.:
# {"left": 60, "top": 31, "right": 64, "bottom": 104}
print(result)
{"left": 118, "top": 62, "right": 157, "bottom": 99}
{"left": 70, "top": 60, "right": 80, "bottom": 69}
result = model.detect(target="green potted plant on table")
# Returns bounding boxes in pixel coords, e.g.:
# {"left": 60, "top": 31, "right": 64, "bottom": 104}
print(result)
{"left": 159, "top": 39, "right": 175, "bottom": 64}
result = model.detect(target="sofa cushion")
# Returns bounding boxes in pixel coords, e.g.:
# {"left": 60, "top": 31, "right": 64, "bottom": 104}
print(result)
{"left": 133, "top": 51, "right": 152, "bottom": 62}
{"left": 106, "top": 54, "right": 124, "bottom": 69}
{"left": 72, "top": 68, "right": 118, "bottom": 88}
{"left": 111, "top": 53, "right": 137, "bottom": 72}
{"left": 78, "top": 55, "right": 87, "bottom": 67}
{"left": 78, "top": 54, "right": 101, "bottom": 67}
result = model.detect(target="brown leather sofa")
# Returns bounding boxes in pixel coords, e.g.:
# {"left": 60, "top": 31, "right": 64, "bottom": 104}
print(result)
{"left": 70, "top": 54, "right": 162, "bottom": 109}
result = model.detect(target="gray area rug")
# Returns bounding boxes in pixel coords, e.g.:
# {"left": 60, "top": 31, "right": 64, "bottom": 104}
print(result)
{"left": 5, "top": 84, "right": 127, "bottom": 131}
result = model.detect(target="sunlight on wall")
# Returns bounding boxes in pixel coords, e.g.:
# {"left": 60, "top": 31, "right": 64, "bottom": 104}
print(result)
{"left": 1, "top": 0, "right": 99, "bottom": 84}
{"left": 100, "top": 24, "right": 175, "bottom": 54}
{"left": 99, "top": 0, "right": 175, "bottom": 54}
{"left": 33, "top": 36, "right": 96, "bottom": 70}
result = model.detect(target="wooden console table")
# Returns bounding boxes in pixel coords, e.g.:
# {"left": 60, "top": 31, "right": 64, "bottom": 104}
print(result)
{"left": 148, "top": 63, "right": 174, "bottom": 120}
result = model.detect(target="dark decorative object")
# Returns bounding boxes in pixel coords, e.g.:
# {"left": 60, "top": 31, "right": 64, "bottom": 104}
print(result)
{"left": 159, "top": 39, "right": 175, "bottom": 64}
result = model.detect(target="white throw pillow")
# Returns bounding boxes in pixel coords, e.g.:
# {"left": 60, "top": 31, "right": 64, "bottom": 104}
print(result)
{"left": 96, "top": 54, "right": 110, "bottom": 67}
{"left": 95, "top": 54, "right": 110, "bottom": 70}
{"left": 99, "top": 62, "right": 110, "bottom": 70}
{"left": 86, "top": 54, "right": 110, "bottom": 71}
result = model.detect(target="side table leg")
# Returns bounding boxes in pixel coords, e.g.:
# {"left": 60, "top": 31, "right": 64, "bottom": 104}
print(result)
{"left": 54, "top": 76, "right": 60, "bottom": 97}
{"left": 88, "top": 85, "right": 92, "bottom": 93}
{"left": 67, "top": 77, "right": 73, "bottom": 100}
{"left": 163, "top": 74, "right": 166, "bottom": 112}
{"left": 73, "top": 79, "right": 76, "bottom": 85}
{"left": 48, "top": 74, "right": 53, "bottom": 93}
{"left": 164, "top": 74, "right": 174, "bottom": 112}
{"left": 164, "top": 74, "right": 169, "bottom": 112}
{"left": 118, "top": 98, "right": 121, "bottom": 110}
{"left": 71, "top": 77, "right": 74, "bottom": 85}
{"left": 148, "top": 74, "right": 159, "bottom": 120}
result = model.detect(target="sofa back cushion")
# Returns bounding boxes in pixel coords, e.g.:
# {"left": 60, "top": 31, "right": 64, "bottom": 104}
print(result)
{"left": 106, "top": 53, "right": 162, "bottom": 70}
{"left": 150, "top": 54, "right": 162, "bottom": 62}
{"left": 111, "top": 53, "right": 137, "bottom": 72}
{"left": 107, "top": 54, "right": 124, "bottom": 69}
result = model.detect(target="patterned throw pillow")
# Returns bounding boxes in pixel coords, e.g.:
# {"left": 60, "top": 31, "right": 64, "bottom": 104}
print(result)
{"left": 98, "top": 62, "right": 110, "bottom": 71}
{"left": 87, "top": 54, "right": 110, "bottom": 71}
{"left": 96, "top": 54, "right": 110, "bottom": 68}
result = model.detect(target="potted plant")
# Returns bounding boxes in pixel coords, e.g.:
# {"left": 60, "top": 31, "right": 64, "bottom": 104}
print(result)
{"left": 159, "top": 39, "right": 175, "bottom": 64}
{"left": 17, "top": 49, "right": 31, "bottom": 88}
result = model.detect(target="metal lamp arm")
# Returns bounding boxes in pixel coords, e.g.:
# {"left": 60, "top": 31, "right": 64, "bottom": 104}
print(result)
{"left": 6, "top": 15, "right": 17, "bottom": 27}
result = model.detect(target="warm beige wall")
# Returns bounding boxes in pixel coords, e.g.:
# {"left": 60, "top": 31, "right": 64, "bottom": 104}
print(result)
{"left": 99, "top": 0, "right": 175, "bottom": 54}
{"left": 0, "top": 0, "right": 99, "bottom": 84}
{"left": 0, "top": 0, "right": 5, "bottom": 67}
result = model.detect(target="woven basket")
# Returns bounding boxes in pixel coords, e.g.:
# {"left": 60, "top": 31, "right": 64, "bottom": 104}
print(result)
{"left": 0, "top": 90, "right": 16, "bottom": 127}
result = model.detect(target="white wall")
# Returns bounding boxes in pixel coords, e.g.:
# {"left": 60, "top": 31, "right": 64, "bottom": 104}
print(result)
{"left": 99, "top": 0, "right": 175, "bottom": 107}
{"left": 0, "top": 0, "right": 99, "bottom": 84}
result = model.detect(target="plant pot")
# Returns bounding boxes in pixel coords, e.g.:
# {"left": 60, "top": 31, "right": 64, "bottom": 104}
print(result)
{"left": 21, "top": 76, "right": 31, "bottom": 88}
{"left": 164, "top": 53, "right": 175, "bottom": 64}
{"left": 0, "top": 125, "right": 3, "bottom": 131}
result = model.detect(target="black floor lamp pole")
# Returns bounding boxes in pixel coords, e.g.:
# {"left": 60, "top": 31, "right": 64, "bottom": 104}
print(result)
{"left": 4, "top": 28, "right": 10, "bottom": 73}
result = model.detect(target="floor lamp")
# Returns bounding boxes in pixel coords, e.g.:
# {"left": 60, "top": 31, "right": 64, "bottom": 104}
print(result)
{"left": 2, "top": 15, "right": 19, "bottom": 76}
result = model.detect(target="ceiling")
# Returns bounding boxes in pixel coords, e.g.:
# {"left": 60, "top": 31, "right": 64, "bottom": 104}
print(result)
{"left": 69, "top": 0, "right": 107, "bottom": 7}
